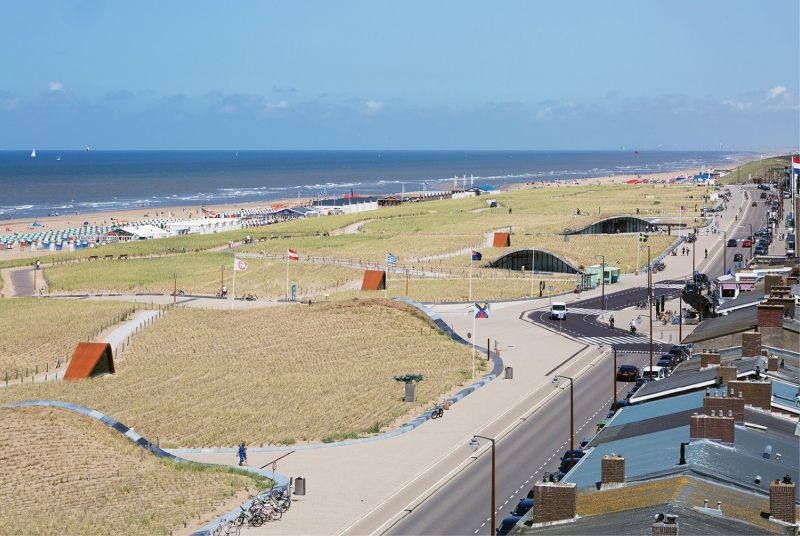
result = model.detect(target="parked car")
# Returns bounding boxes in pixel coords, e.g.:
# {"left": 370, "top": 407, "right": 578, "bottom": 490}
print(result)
{"left": 755, "top": 246, "right": 767, "bottom": 255}
{"left": 727, "top": 238, "right": 738, "bottom": 247}
{"left": 752, "top": 201, "right": 758, "bottom": 207}
{"left": 609, "top": 399, "right": 629, "bottom": 412}
{"left": 616, "top": 364, "right": 639, "bottom": 381}
{"left": 693, "top": 272, "right": 709, "bottom": 284}
{"left": 640, "top": 365, "right": 666, "bottom": 381}
{"left": 733, "top": 253, "right": 743, "bottom": 262}
{"left": 497, "top": 516, "right": 522, "bottom": 535}
{"left": 511, "top": 498, "right": 534, "bottom": 517}
{"left": 742, "top": 239, "right": 752, "bottom": 247}
{"left": 760, "top": 192, "right": 768, "bottom": 199}
{"left": 561, "top": 449, "right": 585, "bottom": 461}
{"left": 657, "top": 357, "right": 675, "bottom": 369}
{"left": 669, "top": 345, "right": 690, "bottom": 359}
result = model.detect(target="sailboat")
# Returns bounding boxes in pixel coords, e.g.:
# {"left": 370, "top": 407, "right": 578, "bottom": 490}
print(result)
{"left": 56, "top": 156, "right": 61, "bottom": 161}
{"left": 30, "top": 149, "right": 36, "bottom": 158}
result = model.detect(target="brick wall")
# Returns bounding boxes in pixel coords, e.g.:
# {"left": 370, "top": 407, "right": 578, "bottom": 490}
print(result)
{"left": 769, "top": 480, "right": 796, "bottom": 524}
{"left": 652, "top": 521, "right": 679, "bottom": 535}
{"left": 766, "top": 297, "right": 795, "bottom": 319}
{"left": 741, "top": 331, "right": 761, "bottom": 357}
{"left": 703, "top": 391, "right": 745, "bottom": 423}
{"left": 717, "top": 365, "right": 738, "bottom": 386}
{"left": 700, "top": 352, "right": 721, "bottom": 368}
{"left": 690, "top": 414, "right": 734, "bottom": 444}
{"left": 764, "top": 275, "right": 783, "bottom": 295}
{"left": 533, "top": 481, "right": 576, "bottom": 523}
{"left": 758, "top": 304, "right": 785, "bottom": 328}
{"left": 728, "top": 379, "right": 772, "bottom": 410}
{"left": 601, "top": 455, "right": 625, "bottom": 484}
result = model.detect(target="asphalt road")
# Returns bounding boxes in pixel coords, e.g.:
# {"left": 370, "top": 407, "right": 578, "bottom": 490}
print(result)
{"left": 387, "top": 351, "right": 653, "bottom": 536}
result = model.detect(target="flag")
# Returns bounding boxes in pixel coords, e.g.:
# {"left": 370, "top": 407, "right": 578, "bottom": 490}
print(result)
{"left": 474, "top": 302, "right": 489, "bottom": 319}
{"left": 471, "top": 250, "right": 482, "bottom": 261}
{"left": 639, "top": 233, "right": 648, "bottom": 243}
{"left": 680, "top": 206, "right": 687, "bottom": 214}
{"left": 792, "top": 156, "right": 800, "bottom": 174}
{"left": 234, "top": 258, "right": 248, "bottom": 271}
{"left": 386, "top": 252, "right": 397, "bottom": 266}
{"left": 287, "top": 248, "right": 299, "bottom": 261}
{"left": 4, "top": 227, "right": 10, "bottom": 232}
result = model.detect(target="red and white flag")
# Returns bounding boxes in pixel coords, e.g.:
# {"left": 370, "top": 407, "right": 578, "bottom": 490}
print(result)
{"left": 792, "top": 156, "right": 800, "bottom": 174}
{"left": 234, "top": 258, "right": 248, "bottom": 271}
{"left": 287, "top": 248, "right": 299, "bottom": 261}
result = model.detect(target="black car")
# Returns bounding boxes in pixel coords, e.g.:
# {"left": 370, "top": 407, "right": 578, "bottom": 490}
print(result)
{"left": 727, "top": 238, "right": 738, "bottom": 247}
{"left": 693, "top": 272, "right": 709, "bottom": 284}
{"left": 733, "top": 253, "right": 743, "bottom": 262}
{"left": 755, "top": 247, "right": 767, "bottom": 255}
{"left": 616, "top": 365, "right": 639, "bottom": 381}
{"left": 752, "top": 201, "right": 758, "bottom": 207}
{"left": 760, "top": 192, "right": 768, "bottom": 199}
{"left": 561, "top": 449, "right": 585, "bottom": 461}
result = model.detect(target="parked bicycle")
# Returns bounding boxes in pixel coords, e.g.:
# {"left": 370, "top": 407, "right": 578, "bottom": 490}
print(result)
{"left": 430, "top": 403, "right": 444, "bottom": 419}
{"left": 212, "top": 520, "right": 240, "bottom": 536}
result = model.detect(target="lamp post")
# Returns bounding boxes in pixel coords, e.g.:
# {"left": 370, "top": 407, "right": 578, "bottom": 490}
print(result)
{"left": 173, "top": 272, "right": 177, "bottom": 304}
{"left": 647, "top": 246, "right": 653, "bottom": 375}
{"left": 594, "top": 254, "right": 605, "bottom": 310}
{"left": 748, "top": 224, "right": 753, "bottom": 259}
{"left": 220, "top": 264, "right": 225, "bottom": 295}
{"left": 613, "top": 349, "right": 617, "bottom": 414}
{"left": 551, "top": 375, "right": 575, "bottom": 467}
{"left": 722, "top": 230, "right": 728, "bottom": 275}
{"left": 469, "top": 435, "right": 496, "bottom": 535}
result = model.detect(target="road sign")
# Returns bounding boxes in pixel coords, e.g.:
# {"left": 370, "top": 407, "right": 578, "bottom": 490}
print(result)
{"left": 474, "top": 302, "right": 489, "bottom": 319}
{"left": 291, "top": 284, "right": 297, "bottom": 302}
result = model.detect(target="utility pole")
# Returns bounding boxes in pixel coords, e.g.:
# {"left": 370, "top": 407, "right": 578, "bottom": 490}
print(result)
{"left": 613, "top": 350, "right": 617, "bottom": 413}
{"left": 648, "top": 246, "right": 653, "bottom": 375}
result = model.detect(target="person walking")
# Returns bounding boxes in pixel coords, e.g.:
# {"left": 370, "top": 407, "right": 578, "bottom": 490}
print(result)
{"left": 609, "top": 314, "right": 615, "bottom": 329}
{"left": 237, "top": 442, "right": 248, "bottom": 466}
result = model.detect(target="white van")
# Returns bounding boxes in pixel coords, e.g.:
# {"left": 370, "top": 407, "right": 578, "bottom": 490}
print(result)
{"left": 640, "top": 365, "right": 666, "bottom": 381}
{"left": 550, "top": 302, "right": 567, "bottom": 320}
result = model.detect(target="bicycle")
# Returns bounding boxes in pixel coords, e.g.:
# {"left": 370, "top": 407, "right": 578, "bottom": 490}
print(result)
{"left": 212, "top": 520, "right": 240, "bottom": 536}
{"left": 430, "top": 404, "right": 444, "bottom": 419}
{"left": 235, "top": 505, "right": 267, "bottom": 527}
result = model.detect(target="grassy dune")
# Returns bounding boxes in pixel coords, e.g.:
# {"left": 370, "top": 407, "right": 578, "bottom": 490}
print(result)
{"left": 718, "top": 156, "right": 790, "bottom": 185}
{"left": 0, "top": 406, "right": 268, "bottom": 535}
{"left": 0, "top": 299, "right": 136, "bottom": 374}
{"left": 44, "top": 252, "right": 364, "bottom": 298}
{"left": 0, "top": 300, "right": 480, "bottom": 446}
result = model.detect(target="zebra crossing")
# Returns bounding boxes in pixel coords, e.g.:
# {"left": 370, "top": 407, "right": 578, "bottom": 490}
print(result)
{"left": 653, "top": 283, "right": 686, "bottom": 290}
{"left": 577, "top": 334, "right": 652, "bottom": 346}
{"left": 567, "top": 306, "right": 606, "bottom": 316}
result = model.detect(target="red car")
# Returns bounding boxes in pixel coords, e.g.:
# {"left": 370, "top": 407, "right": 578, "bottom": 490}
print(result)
{"left": 742, "top": 239, "right": 752, "bottom": 247}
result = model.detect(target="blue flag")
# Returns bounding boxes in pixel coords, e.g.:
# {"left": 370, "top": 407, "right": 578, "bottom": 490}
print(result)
{"left": 471, "top": 250, "right": 482, "bottom": 261}
{"left": 386, "top": 252, "right": 397, "bottom": 265}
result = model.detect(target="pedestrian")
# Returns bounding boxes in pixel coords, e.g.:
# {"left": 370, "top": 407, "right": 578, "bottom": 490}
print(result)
{"left": 609, "top": 314, "right": 615, "bottom": 329}
{"left": 704, "top": 249, "right": 708, "bottom": 259}
{"left": 237, "top": 442, "right": 248, "bottom": 466}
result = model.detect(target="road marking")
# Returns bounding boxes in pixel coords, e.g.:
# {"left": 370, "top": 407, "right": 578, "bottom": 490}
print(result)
{"left": 577, "top": 335, "right": 652, "bottom": 345}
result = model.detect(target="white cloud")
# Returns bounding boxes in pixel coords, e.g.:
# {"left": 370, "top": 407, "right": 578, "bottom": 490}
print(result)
{"left": 722, "top": 99, "right": 753, "bottom": 111}
{"left": 365, "top": 99, "right": 384, "bottom": 113}
{"left": 265, "top": 99, "right": 289, "bottom": 111}
{"left": 766, "top": 86, "right": 787, "bottom": 100}
{"left": 48, "top": 81, "right": 64, "bottom": 92}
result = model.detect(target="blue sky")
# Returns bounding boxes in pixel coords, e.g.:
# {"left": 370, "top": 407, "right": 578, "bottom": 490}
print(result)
{"left": 1, "top": 0, "right": 798, "bottom": 150}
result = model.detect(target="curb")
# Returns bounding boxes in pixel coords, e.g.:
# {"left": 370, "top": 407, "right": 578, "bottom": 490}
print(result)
{"left": 2, "top": 400, "right": 289, "bottom": 536}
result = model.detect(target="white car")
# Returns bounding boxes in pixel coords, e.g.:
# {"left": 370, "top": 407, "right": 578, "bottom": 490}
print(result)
{"left": 550, "top": 302, "right": 567, "bottom": 320}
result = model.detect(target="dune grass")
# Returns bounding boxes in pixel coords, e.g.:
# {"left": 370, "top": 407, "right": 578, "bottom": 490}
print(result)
{"left": 0, "top": 298, "right": 136, "bottom": 375}
{"left": 44, "top": 252, "right": 364, "bottom": 298}
{"left": 718, "top": 156, "right": 790, "bottom": 185}
{"left": 0, "top": 300, "right": 481, "bottom": 447}
{"left": 0, "top": 405, "right": 268, "bottom": 536}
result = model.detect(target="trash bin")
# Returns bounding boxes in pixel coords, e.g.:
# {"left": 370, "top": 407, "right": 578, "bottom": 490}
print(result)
{"left": 294, "top": 477, "right": 306, "bottom": 496}
{"left": 505, "top": 366, "right": 513, "bottom": 379}
{"left": 404, "top": 382, "right": 416, "bottom": 403}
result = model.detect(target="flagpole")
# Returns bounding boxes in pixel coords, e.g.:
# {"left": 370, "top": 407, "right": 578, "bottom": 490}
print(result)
{"left": 385, "top": 259, "right": 388, "bottom": 298}
{"left": 286, "top": 251, "right": 289, "bottom": 302}
{"left": 472, "top": 307, "right": 476, "bottom": 380}
{"left": 231, "top": 260, "right": 236, "bottom": 310}
{"left": 469, "top": 259, "right": 472, "bottom": 302}
{"left": 636, "top": 239, "right": 640, "bottom": 277}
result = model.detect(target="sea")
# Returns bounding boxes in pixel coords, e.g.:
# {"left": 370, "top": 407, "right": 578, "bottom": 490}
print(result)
{"left": 0, "top": 150, "right": 745, "bottom": 220}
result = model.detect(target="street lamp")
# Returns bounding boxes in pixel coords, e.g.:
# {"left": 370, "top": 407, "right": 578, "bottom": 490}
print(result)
{"left": 551, "top": 375, "right": 575, "bottom": 468}
{"left": 748, "top": 224, "right": 753, "bottom": 259}
{"left": 173, "top": 272, "right": 177, "bottom": 305}
{"left": 594, "top": 254, "right": 605, "bottom": 310}
{"left": 721, "top": 230, "right": 728, "bottom": 274}
{"left": 220, "top": 264, "right": 225, "bottom": 295}
{"left": 469, "top": 435, "right": 496, "bottom": 535}
{"left": 646, "top": 246, "right": 653, "bottom": 375}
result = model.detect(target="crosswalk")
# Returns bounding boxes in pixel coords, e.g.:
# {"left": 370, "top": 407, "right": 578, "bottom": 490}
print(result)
{"left": 653, "top": 283, "right": 685, "bottom": 290}
{"left": 577, "top": 335, "right": 652, "bottom": 345}
{"left": 567, "top": 307, "right": 606, "bottom": 316}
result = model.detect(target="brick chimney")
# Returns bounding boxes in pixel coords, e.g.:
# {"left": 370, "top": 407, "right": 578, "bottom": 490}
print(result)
{"left": 533, "top": 481, "right": 576, "bottom": 523}
{"left": 690, "top": 413, "right": 734, "bottom": 444}
{"left": 766, "top": 296, "right": 796, "bottom": 319}
{"left": 728, "top": 378, "right": 772, "bottom": 410}
{"left": 768, "top": 356, "right": 779, "bottom": 372}
{"left": 703, "top": 390, "right": 745, "bottom": 423}
{"left": 764, "top": 274, "right": 783, "bottom": 295}
{"left": 717, "top": 365, "right": 738, "bottom": 386}
{"left": 600, "top": 454, "right": 625, "bottom": 487}
{"left": 758, "top": 304, "right": 785, "bottom": 328}
{"left": 700, "top": 351, "right": 721, "bottom": 368}
{"left": 770, "top": 285, "right": 792, "bottom": 298}
{"left": 741, "top": 331, "right": 762, "bottom": 357}
{"left": 770, "top": 476, "right": 796, "bottom": 524}
{"left": 652, "top": 513, "right": 679, "bottom": 535}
